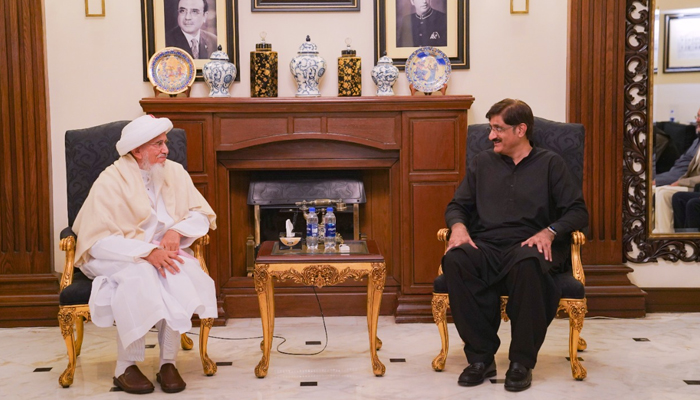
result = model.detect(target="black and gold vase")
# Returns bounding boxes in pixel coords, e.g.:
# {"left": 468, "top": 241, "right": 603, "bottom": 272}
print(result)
{"left": 250, "top": 32, "right": 278, "bottom": 97}
{"left": 337, "top": 39, "right": 361, "bottom": 97}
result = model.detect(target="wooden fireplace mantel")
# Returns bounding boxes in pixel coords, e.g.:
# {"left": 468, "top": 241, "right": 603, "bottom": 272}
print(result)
{"left": 141, "top": 96, "right": 474, "bottom": 321}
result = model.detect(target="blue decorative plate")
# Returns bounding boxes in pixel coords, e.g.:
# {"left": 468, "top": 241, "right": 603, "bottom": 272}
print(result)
{"left": 147, "top": 47, "right": 196, "bottom": 95}
{"left": 405, "top": 47, "right": 451, "bottom": 94}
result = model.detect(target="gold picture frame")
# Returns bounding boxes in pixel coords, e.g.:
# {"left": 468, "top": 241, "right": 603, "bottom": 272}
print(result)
{"left": 141, "top": 0, "right": 239, "bottom": 81}
{"left": 374, "top": 0, "right": 469, "bottom": 70}
{"left": 85, "top": 0, "right": 106, "bottom": 17}
{"left": 510, "top": 0, "right": 528, "bottom": 14}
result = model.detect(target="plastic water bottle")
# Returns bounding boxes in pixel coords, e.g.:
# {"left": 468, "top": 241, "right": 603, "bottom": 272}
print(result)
{"left": 670, "top": 109, "right": 675, "bottom": 122}
{"left": 324, "top": 207, "right": 336, "bottom": 249}
{"left": 306, "top": 207, "right": 319, "bottom": 250}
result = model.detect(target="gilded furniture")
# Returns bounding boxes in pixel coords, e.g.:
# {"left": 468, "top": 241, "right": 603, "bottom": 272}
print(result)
{"left": 57, "top": 121, "right": 216, "bottom": 388}
{"left": 431, "top": 118, "right": 589, "bottom": 380}
{"left": 253, "top": 240, "right": 386, "bottom": 377}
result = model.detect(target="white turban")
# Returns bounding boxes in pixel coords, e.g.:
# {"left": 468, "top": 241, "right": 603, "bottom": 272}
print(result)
{"left": 116, "top": 115, "right": 173, "bottom": 156}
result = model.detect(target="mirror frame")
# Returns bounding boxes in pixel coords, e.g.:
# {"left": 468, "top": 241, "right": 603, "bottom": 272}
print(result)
{"left": 624, "top": 0, "right": 700, "bottom": 262}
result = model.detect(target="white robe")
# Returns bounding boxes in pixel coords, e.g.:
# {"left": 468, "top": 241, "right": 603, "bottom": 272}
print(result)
{"left": 79, "top": 170, "right": 218, "bottom": 348}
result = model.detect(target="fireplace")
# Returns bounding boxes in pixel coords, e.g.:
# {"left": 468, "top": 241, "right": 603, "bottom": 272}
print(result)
{"left": 141, "top": 96, "right": 473, "bottom": 321}
{"left": 245, "top": 171, "right": 367, "bottom": 274}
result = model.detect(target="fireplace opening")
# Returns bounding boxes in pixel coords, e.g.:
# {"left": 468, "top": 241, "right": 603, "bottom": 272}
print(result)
{"left": 244, "top": 170, "right": 367, "bottom": 273}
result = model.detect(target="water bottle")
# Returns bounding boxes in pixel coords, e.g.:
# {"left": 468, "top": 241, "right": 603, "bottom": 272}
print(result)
{"left": 324, "top": 207, "right": 336, "bottom": 249}
{"left": 670, "top": 109, "right": 675, "bottom": 122}
{"left": 306, "top": 207, "right": 319, "bottom": 250}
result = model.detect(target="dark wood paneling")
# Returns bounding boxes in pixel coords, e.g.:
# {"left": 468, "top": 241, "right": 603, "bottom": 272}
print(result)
{"left": 568, "top": 0, "right": 646, "bottom": 317}
{"left": 644, "top": 288, "right": 700, "bottom": 312}
{"left": 410, "top": 119, "right": 457, "bottom": 172}
{"left": 410, "top": 183, "right": 457, "bottom": 287}
{"left": 293, "top": 117, "right": 322, "bottom": 133}
{"left": 0, "top": 0, "right": 56, "bottom": 327}
{"left": 173, "top": 120, "right": 205, "bottom": 173}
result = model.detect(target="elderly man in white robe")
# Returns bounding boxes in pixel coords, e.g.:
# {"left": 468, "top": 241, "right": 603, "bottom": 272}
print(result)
{"left": 72, "top": 115, "right": 217, "bottom": 394}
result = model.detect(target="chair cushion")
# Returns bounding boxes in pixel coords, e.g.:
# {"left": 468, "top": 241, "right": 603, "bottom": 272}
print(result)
{"left": 433, "top": 272, "right": 584, "bottom": 299}
{"left": 59, "top": 269, "right": 93, "bottom": 306}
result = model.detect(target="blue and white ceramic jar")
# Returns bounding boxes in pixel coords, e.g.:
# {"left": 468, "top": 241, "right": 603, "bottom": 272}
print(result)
{"left": 290, "top": 36, "right": 326, "bottom": 97}
{"left": 203, "top": 45, "right": 237, "bottom": 97}
{"left": 371, "top": 53, "right": 399, "bottom": 96}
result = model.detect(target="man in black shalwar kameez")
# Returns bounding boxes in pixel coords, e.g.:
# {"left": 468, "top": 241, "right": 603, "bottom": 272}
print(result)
{"left": 442, "top": 99, "right": 588, "bottom": 392}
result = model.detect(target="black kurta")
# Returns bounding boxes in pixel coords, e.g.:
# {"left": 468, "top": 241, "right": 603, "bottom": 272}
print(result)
{"left": 445, "top": 146, "right": 588, "bottom": 284}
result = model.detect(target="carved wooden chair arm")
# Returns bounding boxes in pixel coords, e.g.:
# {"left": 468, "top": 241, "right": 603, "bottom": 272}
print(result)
{"left": 191, "top": 234, "right": 211, "bottom": 275}
{"left": 570, "top": 230, "right": 586, "bottom": 285}
{"left": 59, "top": 235, "right": 77, "bottom": 292}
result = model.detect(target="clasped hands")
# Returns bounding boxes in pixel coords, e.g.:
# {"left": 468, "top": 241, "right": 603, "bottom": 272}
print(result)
{"left": 143, "top": 230, "right": 183, "bottom": 278}
{"left": 446, "top": 223, "right": 556, "bottom": 261}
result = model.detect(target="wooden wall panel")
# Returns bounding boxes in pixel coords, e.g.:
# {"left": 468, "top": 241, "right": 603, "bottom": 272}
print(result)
{"left": 569, "top": 0, "right": 646, "bottom": 317}
{"left": 0, "top": 0, "right": 58, "bottom": 327}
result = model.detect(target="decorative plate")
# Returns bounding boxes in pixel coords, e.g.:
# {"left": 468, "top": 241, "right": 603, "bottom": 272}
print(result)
{"left": 147, "top": 47, "right": 196, "bottom": 95}
{"left": 405, "top": 47, "right": 451, "bottom": 94}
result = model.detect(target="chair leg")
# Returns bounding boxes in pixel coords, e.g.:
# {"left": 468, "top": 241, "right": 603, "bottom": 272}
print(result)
{"left": 181, "top": 333, "right": 194, "bottom": 350}
{"left": 431, "top": 293, "right": 449, "bottom": 371}
{"left": 57, "top": 308, "right": 77, "bottom": 388}
{"left": 578, "top": 336, "right": 588, "bottom": 351}
{"left": 563, "top": 299, "right": 587, "bottom": 380}
{"left": 199, "top": 318, "right": 217, "bottom": 376}
{"left": 75, "top": 316, "right": 85, "bottom": 357}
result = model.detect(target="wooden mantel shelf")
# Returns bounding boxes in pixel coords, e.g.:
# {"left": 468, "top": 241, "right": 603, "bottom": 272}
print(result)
{"left": 140, "top": 95, "right": 476, "bottom": 114}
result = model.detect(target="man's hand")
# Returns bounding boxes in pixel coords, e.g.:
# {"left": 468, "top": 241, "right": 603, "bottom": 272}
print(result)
{"left": 521, "top": 229, "right": 555, "bottom": 261}
{"left": 446, "top": 223, "right": 478, "bottom": 252}
{"left": 144, "top": 248, "right": 183, "bottom": 278}
{"left": 160, "top": 230, "right": 182, "bottom": 252}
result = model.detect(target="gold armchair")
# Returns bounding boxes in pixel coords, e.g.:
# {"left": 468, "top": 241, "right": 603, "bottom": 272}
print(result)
{"left": 58, "top": 235, "right": 216, "bottom": 388}
{"left": 431, "top": 229, "right": 587, "bottom": 380}
{"left": 57, "top": 121, "right": 216, "bottom": 388}
{"left": 431, "top": 118, "right": 589, "bottom": 381}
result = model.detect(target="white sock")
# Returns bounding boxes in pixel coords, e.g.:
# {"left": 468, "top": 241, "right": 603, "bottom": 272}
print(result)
{"left": 159, "top": 359, "right": 176, "bottom": 369}
{"left": 115, "top": 360, "right": 135, "bottom": 377}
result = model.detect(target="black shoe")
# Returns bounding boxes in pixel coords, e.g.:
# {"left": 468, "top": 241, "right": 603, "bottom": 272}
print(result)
{"left": 458, "top": 360, "right": 496, "bottom": 387}
{"left": 504, "top": 362, "right": 532, "bottom": 392}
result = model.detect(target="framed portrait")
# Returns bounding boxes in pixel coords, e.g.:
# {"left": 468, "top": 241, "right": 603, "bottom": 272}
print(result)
{"left": 251, "top": 0, "right": 360, "bottom": 12}
{"left": 374, "top": 0, "right": 469, "bottom": 69}
{"left": 141, "top": 0, "right": 240, "bottom": 81}
{"left": 663, "top": 12, "right": 700, "bottom": 73}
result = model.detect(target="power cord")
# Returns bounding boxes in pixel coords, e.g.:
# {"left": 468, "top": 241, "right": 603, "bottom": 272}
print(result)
{"left": 177, "top": 286, "right": 329, "bottom": 356}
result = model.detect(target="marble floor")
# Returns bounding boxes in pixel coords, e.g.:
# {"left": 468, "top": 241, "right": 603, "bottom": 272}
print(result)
{"left": 1, "top": 313, "right": 700, "bottom": 399}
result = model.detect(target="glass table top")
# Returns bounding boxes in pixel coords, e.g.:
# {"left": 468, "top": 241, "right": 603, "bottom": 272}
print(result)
{"left": 271, "top": 240, "right": 369, "bottom": 256}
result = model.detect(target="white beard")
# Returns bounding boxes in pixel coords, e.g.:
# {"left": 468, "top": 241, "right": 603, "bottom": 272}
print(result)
{"left": 140, "top": 158, "right": 167, "bottom": 187}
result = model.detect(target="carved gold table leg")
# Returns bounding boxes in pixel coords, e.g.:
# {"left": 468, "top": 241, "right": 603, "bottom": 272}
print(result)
{"left": 254, "top": 265, "right": 275, "bottom": 378}
{"left": 199, "top": 318, "right": 217, "bottom": 376}
{"left": 366, "top": 262, "right": 386, "bottom": 377}
{"left": 58, "top": 308, "right": 77, "bottom": 388}
{"left": 181, "top": 333, "right": 194, "bottom": 350}
{"left": 431, "top": 293, "right": 450, "bottom": 371}
{"left": 565, "top": 299, "right": 587, "bottom": 380}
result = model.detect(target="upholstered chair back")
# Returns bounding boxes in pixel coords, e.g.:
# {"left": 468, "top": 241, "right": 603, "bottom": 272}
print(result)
{"left": 65, "top": 121, "right": 188, "bottom": 227}
{"left": 466, "top": 117, "right": 586, "bottom": 187}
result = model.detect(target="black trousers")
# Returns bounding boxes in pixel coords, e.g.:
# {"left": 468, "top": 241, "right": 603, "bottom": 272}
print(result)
{"left": 672, "top": 191, "right": 700, "bottom": 229}
{"left": 442, "top": 244, "right": 560, "bottom": 369}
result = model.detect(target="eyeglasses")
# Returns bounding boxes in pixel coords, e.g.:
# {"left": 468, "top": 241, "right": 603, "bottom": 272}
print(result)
{"left": 148, "top": 139, "right": 169, "bottom": 149}
{"left": 487, "top": 125, "right": 515, "bottom": 134}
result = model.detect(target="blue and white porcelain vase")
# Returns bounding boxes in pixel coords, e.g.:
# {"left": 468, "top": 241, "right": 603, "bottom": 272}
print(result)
{"left": 203, "top": 45, "right": 237, "bottom": 97}
{"left": 290, "top": 35, "right": 326, "bottom": 97}
{"left": 371, "top": 52, "right": 399, "bottom": 96}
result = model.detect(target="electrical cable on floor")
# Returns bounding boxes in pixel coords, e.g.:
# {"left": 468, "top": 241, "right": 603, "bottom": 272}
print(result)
{"left": 179, "top": 286, "right": 329, "bottom": 356}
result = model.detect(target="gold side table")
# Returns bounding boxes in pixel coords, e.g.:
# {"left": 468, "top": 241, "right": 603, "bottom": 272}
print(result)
{"left": 253, "top": 240, "right": 386, "bottom": 378}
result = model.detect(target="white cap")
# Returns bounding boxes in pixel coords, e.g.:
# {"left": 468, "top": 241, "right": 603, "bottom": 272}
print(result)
{"left": 116, "top": 115, "right": 173, "bottom": 156}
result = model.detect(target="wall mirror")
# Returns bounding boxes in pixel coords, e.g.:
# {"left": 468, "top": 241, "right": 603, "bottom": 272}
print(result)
{"left": 624, "top": 0, "right": 700, "bottom": 262}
